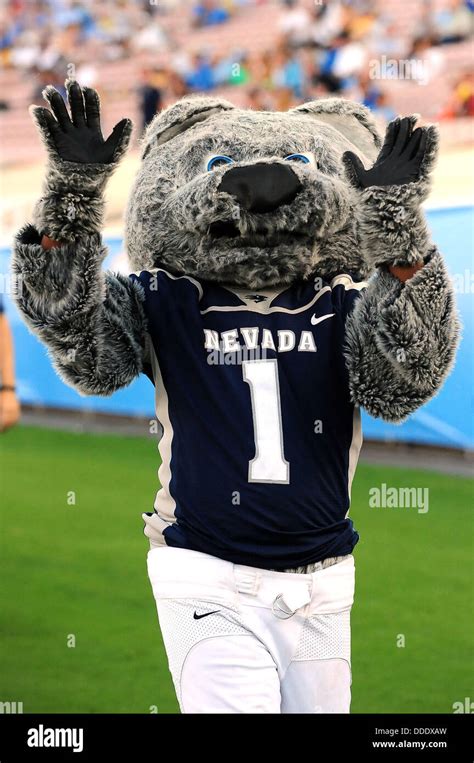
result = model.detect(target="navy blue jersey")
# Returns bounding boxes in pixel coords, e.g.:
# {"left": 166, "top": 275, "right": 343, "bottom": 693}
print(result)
{"left": 129, "top": 269, "right": 366, "bottom": 570}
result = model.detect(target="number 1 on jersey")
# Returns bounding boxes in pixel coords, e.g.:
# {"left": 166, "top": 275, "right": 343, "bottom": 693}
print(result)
{"left": 242, "top": 359, "right": 290, "bottom": 484}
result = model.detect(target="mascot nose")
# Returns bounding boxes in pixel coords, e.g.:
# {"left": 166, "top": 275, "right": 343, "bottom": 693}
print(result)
{"left": 218, "top": 162, "right": 302, "bottom": 213}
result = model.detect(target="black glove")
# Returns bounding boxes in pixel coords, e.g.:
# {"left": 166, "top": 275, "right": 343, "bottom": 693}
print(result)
{"left": 343, "top": 116, "right": 428, "bottom": 189}
{"left": 33, "top": 80, "right": 131, "bottom": 165}
{"left": 30, "top": 80, "right": 132, "bottom": 240}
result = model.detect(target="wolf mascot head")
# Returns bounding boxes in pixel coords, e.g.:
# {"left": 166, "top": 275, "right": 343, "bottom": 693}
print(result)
{"left": 125, "top": 97, "right": 382, "bottom": 289}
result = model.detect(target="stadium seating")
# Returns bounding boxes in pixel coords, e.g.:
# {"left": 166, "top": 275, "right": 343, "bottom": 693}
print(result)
{"left": 0, "top": 0, "right": 472, "bottom": 165}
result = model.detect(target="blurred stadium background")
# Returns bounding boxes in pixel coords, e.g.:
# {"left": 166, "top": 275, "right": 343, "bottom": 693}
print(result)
{"left": 0, "top": 0, "right": 473, "bottom": 714}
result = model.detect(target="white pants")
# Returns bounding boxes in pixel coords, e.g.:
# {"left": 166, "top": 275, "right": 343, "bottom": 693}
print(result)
{"left": 147, "top": 546, "right": 355, "bottom": 714}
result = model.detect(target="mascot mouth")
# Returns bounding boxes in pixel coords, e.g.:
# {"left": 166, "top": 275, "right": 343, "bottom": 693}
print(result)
{"left": 208, "top": 220, "right": 240, "bottom": 238}
{"left": 208, "top": 220, "right": 309, "bottom": 248}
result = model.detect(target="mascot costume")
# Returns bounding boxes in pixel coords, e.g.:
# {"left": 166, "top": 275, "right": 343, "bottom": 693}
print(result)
{"left": 13, "top": 81, "right": 459, "bottom": 713}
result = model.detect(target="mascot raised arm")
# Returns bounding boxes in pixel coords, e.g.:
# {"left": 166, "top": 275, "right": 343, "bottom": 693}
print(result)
{"left": 13, "top": 80, "right": 459, "bottom": 713}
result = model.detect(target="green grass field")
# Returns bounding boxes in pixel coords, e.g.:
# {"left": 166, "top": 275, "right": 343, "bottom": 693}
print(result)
{"left": 1, "top": 426, "right": 472, "bottom": 714}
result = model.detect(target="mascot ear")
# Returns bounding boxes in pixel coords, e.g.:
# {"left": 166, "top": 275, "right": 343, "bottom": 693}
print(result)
{"left": 290, "top": 98, "right": 382, "bottom": 162}
{"left": 141, "top": 95, "right": 235, "bottom": 158}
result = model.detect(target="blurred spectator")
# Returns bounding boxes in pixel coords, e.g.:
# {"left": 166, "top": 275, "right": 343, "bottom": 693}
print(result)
{"left": 248, "top": 50, "right": 275, "bottom": 90}
{"left": 227, "top": 52, "right": 251, "bottom": 86}
{"left": 186, "top": 52, "right": 215, "bottom": 91}
{"left": 369, "top": 17, "right": 405, "bottom": 57}
{"left": 277, "top": 0, "right": 311, "bottom": 47}
{"left": 345, "top": 2, "right": 377, "bottom": 40}
{"left": 192, "top": 0, "right": 231, "bottom": 28}
{"left": 317, "top": 30, "right": 366, "bottom": 92}
{"left": 370, "top": 90, "right": 397, "bottom": 122}
{"left": 247, "top": 86, "right": 273, "bottom": 110}
{"left": 132, "top": 19, "right": 168, "bottom": 53}
{"left": 273, "top": 85, "right": 296, "bottom": 111}
{"left": 0, "top": 0, "right": 473, "bottom": 168}
{"left": 329, "top": 31, "right": 366, "bottom": 83}
{"left": 308, "top": 2, "right": 346, "bottom": 48}
{"left": 431, "top": 0, "right": 473, "bottom": 45}
{"left": 407, "top": 36, "right": 444, "bottom": 85}
{"left": 272, "top": 43, "right": 305, "bottom": 98}
{"left": 168, "top": 68, "right": 188, "bottom": 99}
{"left": 139, "top": 67, "right": 166, "bottom": 131}
{"left": 0, "top": 295, "right": 20, "bottom": 432}
{"left": 439, "top": 71, "right": 474, "bottom": 117}
{"left": 359, "top": 72, "right": 383, "bottom": 108}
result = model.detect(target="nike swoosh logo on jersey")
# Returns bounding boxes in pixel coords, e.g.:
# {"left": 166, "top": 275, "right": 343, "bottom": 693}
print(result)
{"left": 193, "top": 610, "right": 221, "bottom": 620}
{"left": 310, "top": 312, "right": 335, "bottom": 326}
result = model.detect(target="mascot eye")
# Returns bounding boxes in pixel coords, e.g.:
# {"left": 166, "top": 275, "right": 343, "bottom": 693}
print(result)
{"left": 284, "top": 153, "right": 312, "bottom": 164}
{"left": 207, "top": 155, "right": 234, "bottom": 171}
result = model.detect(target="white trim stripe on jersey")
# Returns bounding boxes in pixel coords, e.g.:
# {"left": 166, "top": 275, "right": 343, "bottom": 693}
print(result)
{"left": 347, "top": 407, "right": 363, "bottom": 510}
{"left": 200, "top": 285, "right": 332, "bottom": 315}
{"left": 141, "top": 342, "right": 177, "bottom": 547}
{"left": 331, "top": 275, "right": 366, "bottom": 514}
{"left": 330, "top": 274, "right": 368, "bottom": 291}
{"left": 200, "top": 273, "right": 368, "bottom": 315}
{"left": 134, "top": 267, "right": 204, "bottom": 299}
{"left": 140, "top": 271, "right": 367, "bottom": 547}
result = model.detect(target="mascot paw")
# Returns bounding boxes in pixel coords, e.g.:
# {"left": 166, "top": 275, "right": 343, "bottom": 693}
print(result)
{"left": 343, "top": 116, "right": 439, "bottom": 270}
{"left": 342, "top": 116, "right": 438, "bottom": 192}
{"left": 30, "top": 79, "right": 132, "bottom": 167}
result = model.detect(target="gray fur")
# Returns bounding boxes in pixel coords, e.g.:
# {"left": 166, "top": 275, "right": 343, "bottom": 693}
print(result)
{"left": 30, "top": 81, "right": 132, "bottom": 240}
{"left": 290, "top": 97, "right": 382, "bottom": 161}
{"left": 348, "top": 123, "right": 439, "bottom": 268}
{"left": 126, "top": 97, "right": 383, "bottom": 286}
{"left": 12, "top": 89, "right": 459, "bottom": 422}
{"left": 344, "top": 249, "right": 460, "bottom": 421}
{"left": 31, "top": 157, "right": 115, "bottom": 240}
{"left": 142, "top": 95, "right": 235, "bottom": 152}
{"left": 13, "top": 225, "right": 147, "bottom": 396}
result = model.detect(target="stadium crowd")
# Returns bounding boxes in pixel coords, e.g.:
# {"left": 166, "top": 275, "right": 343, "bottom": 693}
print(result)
{"left": 0, "top": 0, "right": 473, "bottom": 131}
